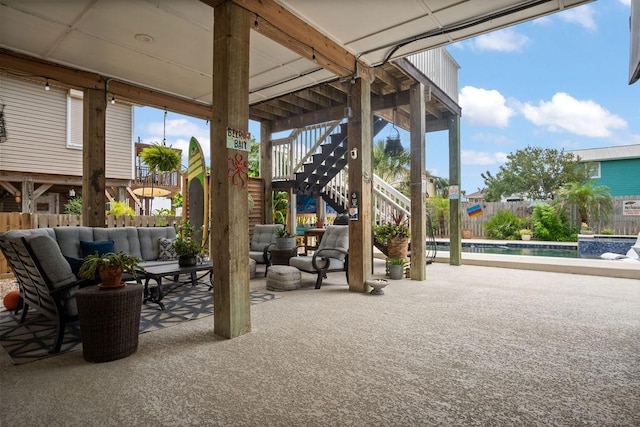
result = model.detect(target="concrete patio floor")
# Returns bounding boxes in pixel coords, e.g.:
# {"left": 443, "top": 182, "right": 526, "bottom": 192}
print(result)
{"left": 0, "top": 258, "right": 638, "bottom": 426}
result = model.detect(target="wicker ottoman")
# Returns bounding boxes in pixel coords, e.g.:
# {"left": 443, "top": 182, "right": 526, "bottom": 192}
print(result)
{"left": 76, "top": 284, "right": 143, "bottom": 363}
{"left": 249, "top": 258, "right": 257, "bottom": 279}
{"left": 266, "top": 265, "right": 301, "bottom": 291}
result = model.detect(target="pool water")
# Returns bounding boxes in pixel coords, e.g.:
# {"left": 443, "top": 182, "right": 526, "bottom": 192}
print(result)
{"left": 436, "top": 243, "right": 579, "bottom": 258}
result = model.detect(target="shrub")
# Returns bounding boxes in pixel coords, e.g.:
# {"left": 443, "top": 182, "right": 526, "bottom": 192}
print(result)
{"left": 532, "top": 203, "right": 574, "bottom": 241}
{"left": 64, "top": 197, "right": 83, "bottom": 215}
{"left": 484, "top": 210, "right": 527, "bottom": 240}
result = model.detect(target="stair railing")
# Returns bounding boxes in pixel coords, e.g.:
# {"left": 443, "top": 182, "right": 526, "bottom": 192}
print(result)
{"left": 372, "top": 173, "right": 411, "bottom": 224}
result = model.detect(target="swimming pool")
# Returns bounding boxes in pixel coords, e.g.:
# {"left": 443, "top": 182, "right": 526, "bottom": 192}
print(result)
{"left": 435, "top": 242, "right": 579, "bottom": 258}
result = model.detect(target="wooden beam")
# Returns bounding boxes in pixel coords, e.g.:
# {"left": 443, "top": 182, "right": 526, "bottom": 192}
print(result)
{"left": 347, "top": 77, "right": 372, "bottom": 293}
{"left": 0, "top": 181, "right": 19, "bottom": 196}
{"left": 0, "top": 171, "right": 128, "bottom": 187}
{"left": 261, "top": 121, "right": 273, "bottom": 224}
{"left": 32, "top": 184, "right": 53, "bottom": 200}
{"left": 409, "top": 83, "right": 426, "bottom": 281}
{"left": 82, "top": 88, "right": 107, "bottom": 227}
{"left": 271, "top": 104, "right": 345, "bottom": 133}
{"left": 294, "top": 88, "right": 333, "bottom": 108}
{"left": 202, "top": 0, "right": 365, "bottom": 78}
{"left": 0, "top": 48, "right": 214, "bottom": 121}
{"left": 211, "top": 1, "right": 251, "bottom": 338}
{"left": 448, "top": 115, "right": 462, "bottom": 266}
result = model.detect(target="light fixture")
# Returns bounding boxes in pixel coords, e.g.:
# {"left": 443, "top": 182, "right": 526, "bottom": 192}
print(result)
{"left": 68, "top": 188, "right": 76, "bottom": 197}
{"left": 384, "top": 109, "right": 403, "bottom": 156}
{"left": 134, "top": 33, "right": 154, "bottom": 43}
{"left": 44, "top": 79, "right": 50, "bottom": 91}
{"left": 110, "top": 94, "right": 115, "bottom": 104}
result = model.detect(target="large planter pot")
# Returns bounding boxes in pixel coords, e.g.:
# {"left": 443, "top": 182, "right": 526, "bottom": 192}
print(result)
{"left": 276, "top": 237, "right": 296, "bottom": 250}
{"left": 388, "top": 264, "right": 404, "bottom": 280}
{"left": 521, "top": 234, "right": 531, "bottom": 241}
{"left": 178, "top": 255, "right": 198, "bottom": 267}
{"left": 387, "top": 237, "right": 409, "bottom": 259}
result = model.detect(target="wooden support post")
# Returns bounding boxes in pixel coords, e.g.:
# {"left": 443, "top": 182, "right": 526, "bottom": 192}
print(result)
{"left": 410, "top": 83, "right": 426, "bottom": 280}
{"left": 211, "top": 1, "right": 251, "bottom": 338}
{"left": 347, "top": 78, "right": 372, "bottom": 292}
{"left": 448, "top": 115, "right": 462, "bottom": 266}
{"left": 260, "top": 121, "right": 273, "bottom": 224}
{"left": 82, "top": 88, "right": 106, "bottom": 227}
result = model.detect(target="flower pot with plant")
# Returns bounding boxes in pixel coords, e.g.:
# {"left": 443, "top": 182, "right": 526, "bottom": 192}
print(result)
{"left": 387, "top": 258, "right": 405, "bottom": 280}
{"left": 519, "top": 229, "right": 532, "bottom": 241}
{"left": 79, "top": 252, "right": 140, "bottom": 288}
{"left": 174, "top": 220, "right": 203, "bottom": 267}
{"left": 373, "top": 211, "right": 410, "bottom": 259}
{"left": 275, "top": 228, "right": 296, "bottom": 250}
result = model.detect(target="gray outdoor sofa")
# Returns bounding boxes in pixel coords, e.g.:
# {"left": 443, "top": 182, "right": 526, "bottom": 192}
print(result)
{"left": 0, "top": 226, "right": 177, "bottom": 353}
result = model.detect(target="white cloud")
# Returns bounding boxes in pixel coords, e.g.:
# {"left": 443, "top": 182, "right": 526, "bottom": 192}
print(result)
{"left": 618, "top": 0, "right": 630, "bottom": 6}
{"left": 145, "top": 118, "right": 206, "bottom": 138}
{"left": 558, "top": 5, "right": 597, "bottom": 30}
{"left": 470, "top": 132, "right": 513, "bottom": 146}
{"left": 462, "top": 150, "right": 508, "bottom": 165}
{"left": 472, "top": 28, "right": 529, "bottom": 52}
{"left": 459, "top": 86, "right": 515, "bottom": 128}
{"left": 521, "top": 92, "right": 627, "bottom": 138}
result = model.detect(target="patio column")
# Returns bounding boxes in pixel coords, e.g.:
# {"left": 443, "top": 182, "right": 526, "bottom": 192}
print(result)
{"left": 409, "top": 83, "right": 426, "bottom": 280}
{"left": 82, "top": 88, "right": 106, "bottom": 228}
{"left": 347, "top": 77, "right": 372, "bottom": 292}
{"left": 211, "top": 1, "right": 251, "bottom": 338}
{"left": 260, "top": 121, "right": 273, "bottom": 224}
{"left": 448, "top": 115, "right": 462, "bottom": 266}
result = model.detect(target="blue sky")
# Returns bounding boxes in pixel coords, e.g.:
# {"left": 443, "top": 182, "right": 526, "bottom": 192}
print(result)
{"left": 134, "top": 0, "right": 638, "bottom": 197}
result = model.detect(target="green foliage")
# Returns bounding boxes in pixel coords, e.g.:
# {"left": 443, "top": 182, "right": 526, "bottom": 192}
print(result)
{"left": 387, "top": 257, "right": 406, "bottom": 265}
{"left": 273, "top": 191, "right": 289, "bottom": 225}
{"left": 107, "top": 201, "right": 135, "bottom": 218}
{"left": 79, "top": 252, "right": 140, "bottom": 280}
{"left": 172, "top": 192, "right": 183, "bottom": 208}
{"left": 484, "top": 210, "right": 528, "bottom": 240}
{"left": 64, "top": 197, "right": 83, "bottom": 215}
{"left": 153, "top": 208, "right": 171, "bottom": 226}
{"left": 373, "top": 139, "right": 410, "bottom": 192}
{"left": 248, "top": 139, "right": 260, "bottom": 177}
{"left": 275, "top": 228, "right": 295, "bottom": 238}
{"left": 554, "top": 181, "right": 613, "bottom": 227}
{"left": 481, "top": 146, "right": 588, "bottom": 201}
{"left": 140, "top": 143, "right": 181, "bottom": 172}
{"left": 532, "top": 203, "right": 574, "bottom": 242}
{"left": 373, "top": 222, "right": 410, "bottom": 245}
{"left": 174, "top": 220, "right": 203, "bottom": 257}
{"left": 426, "top": 196, "right": 449, "bottom": 236}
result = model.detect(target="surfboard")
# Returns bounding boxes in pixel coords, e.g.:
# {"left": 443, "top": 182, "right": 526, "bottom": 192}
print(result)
{"left": 187, "top": 137, "right": 208, "bottom": 248}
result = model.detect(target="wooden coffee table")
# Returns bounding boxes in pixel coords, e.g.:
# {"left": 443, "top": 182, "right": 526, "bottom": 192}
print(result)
{"left": 138, "top": 261, "right": 213, "bottom": 309}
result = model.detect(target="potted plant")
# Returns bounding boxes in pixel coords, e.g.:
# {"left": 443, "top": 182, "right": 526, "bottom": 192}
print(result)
{"left": 275, "top": 227, "right": 296, "bottom": 250}
{"left": 519, "top": 229, "right": 533, "bottom": 241}
{"left": 174, "top": 220, "right": 203, "bottom": 266}
{"left": 387, "top": 258, "right": 405, "bottom": 280}
{"left": 79, "top": 252, "right": 140, "bottom": 288}
{"left": 373, "top": 211, "right": 410, "bottom": 259}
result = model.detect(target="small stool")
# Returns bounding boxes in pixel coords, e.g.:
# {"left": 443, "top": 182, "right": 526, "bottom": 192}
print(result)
{"left": 266, "top": 265, "right": 301, "bottom": 291}
{"left": 249, "top": 258, "right": 257, "bottom": 279}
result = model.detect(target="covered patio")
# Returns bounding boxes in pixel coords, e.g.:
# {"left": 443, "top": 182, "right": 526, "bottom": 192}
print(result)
{"left": 1, "top": 259, "right": 638, "bottom": 425}
{"left": 0, "top": 0, "right": 596, "bottom": 339}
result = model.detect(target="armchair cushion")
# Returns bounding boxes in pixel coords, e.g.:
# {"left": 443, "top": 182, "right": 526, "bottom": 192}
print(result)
{"left": 250, "top": 224, "right": 283, "bottom": 251}
{"left": 316, "top": 225, "right": 348, "bottom": 260}
{"left": 26, "top": 235, "right": 77, "bottom": 289}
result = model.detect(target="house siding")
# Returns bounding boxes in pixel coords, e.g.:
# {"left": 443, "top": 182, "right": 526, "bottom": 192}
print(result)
{"left": 597, "top": 158, "right": 640, "bottom": 197}
{"left": 0, "top": 76, "right": 132, "bottom": 180}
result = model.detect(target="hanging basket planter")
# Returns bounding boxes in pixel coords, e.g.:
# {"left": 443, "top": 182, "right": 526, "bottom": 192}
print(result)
{"left": 387, "top": 236, "right": 409, "bottom": 259}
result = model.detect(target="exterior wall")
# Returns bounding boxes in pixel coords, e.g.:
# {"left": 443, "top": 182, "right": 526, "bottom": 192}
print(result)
{"left": 0, "top": 75, "right": 133, "bottom": 180}
{"left": 596, "top": 158, "right": 640, "bottom": 197}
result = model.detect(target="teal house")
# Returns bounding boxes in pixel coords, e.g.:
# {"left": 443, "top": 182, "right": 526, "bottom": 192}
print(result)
{"left": 570, "top": 145, "right": 640, "bottom": 197}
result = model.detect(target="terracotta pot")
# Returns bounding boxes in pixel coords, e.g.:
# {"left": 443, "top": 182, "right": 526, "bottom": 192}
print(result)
{"left": 98, "top": 266, "right": 124, "bottom": 288}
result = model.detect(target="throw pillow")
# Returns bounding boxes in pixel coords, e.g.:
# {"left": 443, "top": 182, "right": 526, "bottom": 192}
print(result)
{"left": 64, "top": 255, "right": 85, "bottom": 276}
{"left": 158, "top": 237, "right": 177, "bottom": 260}
{"left": 80, "top": 240, "right": 115, "bottom": 258}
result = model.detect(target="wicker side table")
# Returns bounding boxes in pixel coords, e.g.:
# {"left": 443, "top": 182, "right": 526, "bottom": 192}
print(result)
{"left": 76, "top": 283, "right": 143, "bottom": 363}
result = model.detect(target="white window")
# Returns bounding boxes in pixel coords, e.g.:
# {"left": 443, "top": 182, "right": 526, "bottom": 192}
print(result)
{"left": 67, "top": 89, "right": 83, "bottom": 149}
{"left": 586, "top": 161, "right": 601, "bottom": 179}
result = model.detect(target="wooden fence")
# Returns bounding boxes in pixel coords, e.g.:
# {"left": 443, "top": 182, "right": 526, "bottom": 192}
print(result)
{"left": 434, "top": 197, "right": 640, "bottom": 238}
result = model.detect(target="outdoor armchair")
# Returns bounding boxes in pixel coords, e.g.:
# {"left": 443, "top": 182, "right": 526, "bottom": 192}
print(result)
{"left": 249, "top": 224, "right": 284, "bottom": 276}
{"left": 289, "top": 225, "right": 348, "bottom": 289}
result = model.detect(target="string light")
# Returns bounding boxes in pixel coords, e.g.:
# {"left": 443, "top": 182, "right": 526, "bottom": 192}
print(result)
{"left": 110, "top": 94, "right": 115, "bottom": 104}
{"left": 44, "top": 79, "right": 50, "bottom": 91}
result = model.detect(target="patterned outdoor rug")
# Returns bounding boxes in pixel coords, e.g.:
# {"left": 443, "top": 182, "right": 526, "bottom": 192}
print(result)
{"left": 0, "top": 283, "right": 277, "bottom": 365}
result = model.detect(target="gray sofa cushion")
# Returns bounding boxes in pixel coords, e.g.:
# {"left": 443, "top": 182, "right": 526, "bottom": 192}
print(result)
{"left": 316, "top": 225, "right": 348, "bottom": 260}
{"left": 137, "top": 227, "right": 177, "bottom": 261}
{"left": 54, "top": 227, "right": 94, "bottom": 258}
{"left": 25, "top": 234, "right": 77, "bottom": 288}
{"left": 94, "top": 227, "right": 142, "bottom": 259}
{"left": 250, "top": 224, "right": 283, "bottom": 251}
{"left": 1, "top": 228, "right": 55, "bottom": 240}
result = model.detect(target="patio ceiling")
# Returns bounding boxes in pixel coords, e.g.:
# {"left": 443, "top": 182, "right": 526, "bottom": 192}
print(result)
{"left": 0, "top": 0, "right": 592, "bottom": 125}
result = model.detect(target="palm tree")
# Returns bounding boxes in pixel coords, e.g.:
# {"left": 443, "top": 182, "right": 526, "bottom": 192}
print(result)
{"left": 372, "top": 139, "right": 410, "bottom": 190}
{"left": 555, "top": 181, "right": 613, "bottom": 229}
